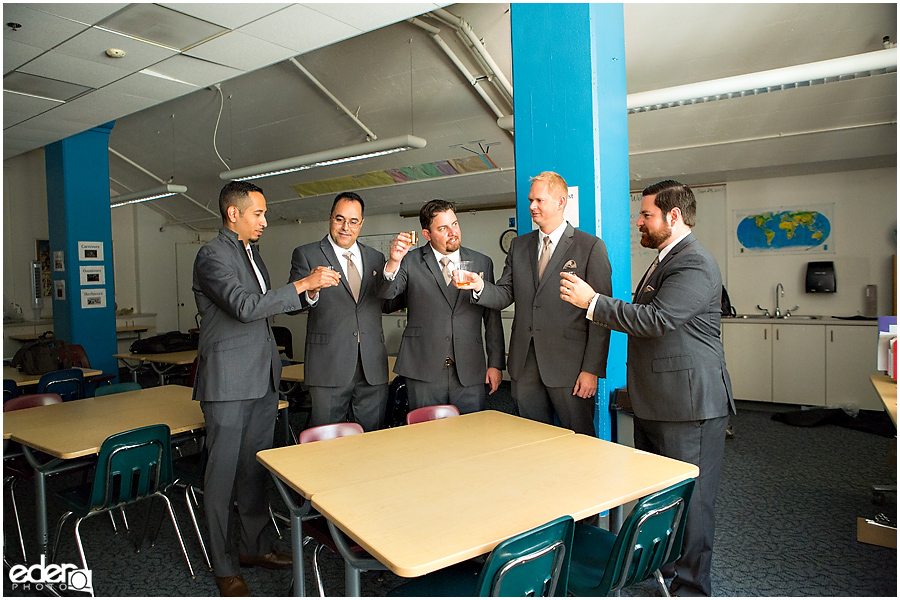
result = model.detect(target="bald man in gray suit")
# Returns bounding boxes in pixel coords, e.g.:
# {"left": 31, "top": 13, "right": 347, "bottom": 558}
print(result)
{"left": 561, "top": 179, "right": 735, "bottom": 597}
{"left": 193, "top": 181, "right": 339, "bottom": 596}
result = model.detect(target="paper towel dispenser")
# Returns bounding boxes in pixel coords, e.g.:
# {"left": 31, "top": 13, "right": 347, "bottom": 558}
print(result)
{"left": 806, "top": 261, "right": 836, "bottom": 293}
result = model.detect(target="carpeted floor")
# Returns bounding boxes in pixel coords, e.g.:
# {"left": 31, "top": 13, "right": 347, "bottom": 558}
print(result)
{"left": 3, "top": 387, "right": 896, "bottom": 597}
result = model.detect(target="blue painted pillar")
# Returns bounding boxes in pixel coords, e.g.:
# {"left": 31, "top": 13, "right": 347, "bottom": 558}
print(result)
{"left": 511, "top": 3, "right": 630, "bottom": 440}
{"left": 45, "top": 122, "right": 119, "bottom": 381}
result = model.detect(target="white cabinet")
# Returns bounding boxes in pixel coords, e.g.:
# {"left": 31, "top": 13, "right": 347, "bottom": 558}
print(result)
{"left": 772, "top": 324, "right": 825, "bottom": 405}
{"left": 825, "top": 325, "right": 881, "bottom": 410}
{"left": 723, "top": 324, "right": 772, "bottom": 401}
{"left": 723, "top": 321, "right": 878, "bottom": 408}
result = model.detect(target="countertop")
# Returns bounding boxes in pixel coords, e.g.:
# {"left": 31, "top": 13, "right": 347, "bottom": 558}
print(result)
{"left": 722, "top": 315, "right": 878, "bottom": 326}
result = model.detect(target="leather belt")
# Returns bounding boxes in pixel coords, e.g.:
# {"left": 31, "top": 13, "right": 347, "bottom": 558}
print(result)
{"left": 444, "top": 357, "right": 454, "bottom": 366}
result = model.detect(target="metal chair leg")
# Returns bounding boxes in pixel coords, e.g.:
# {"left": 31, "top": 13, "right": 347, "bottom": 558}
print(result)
{"left": 654, "top": 569, "right": 671, "bottom": 597}
{"left": 184, "top": 485, "right": 212, "bottom": 570}
{"left": 51, "top": 511, "right": 74, "bottom": 563}
{"left": 72, "top": 517, "right": 94, "bottom": 597}
{"left": 158, "top": 492, "right": 195, "bottom": 578}
{"left": 7, "top": 476, "right": 27, "bottom": 562}
{"left": 269, "top": 504, "right": 284, "bottom": 539}
{"left": 312, "top": 542, "right": 327, "bottom": 596}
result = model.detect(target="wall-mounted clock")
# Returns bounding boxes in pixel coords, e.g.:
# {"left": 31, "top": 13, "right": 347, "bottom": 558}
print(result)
{"left": 500, "top": 229, "right": 517, "bottom": 254}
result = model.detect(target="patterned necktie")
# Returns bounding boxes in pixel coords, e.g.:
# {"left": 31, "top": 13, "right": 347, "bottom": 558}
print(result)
{"left": 537, "top": 235, "right": 552, "bottom": 280}
{"left": 439, "top": 256, "right": 453, "bottom": 286}
{"left": 344, "top": 251, "right": 361, "bottom": 301}
{"left": 639, "top": 256, "right": 660, "bottom": 292}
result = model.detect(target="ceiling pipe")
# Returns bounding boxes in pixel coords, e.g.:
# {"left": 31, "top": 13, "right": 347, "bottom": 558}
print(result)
{"left": 289, "top": 57, "right": 378, "bottom": 141}
{"left": 408, "top": 17, "right": 507, "bottom": 121}
{"left": 430, "top": 8, "right": 513, "bottom": 102}
{"left": 108, "top": 148, "right": 219, "bottom": 217}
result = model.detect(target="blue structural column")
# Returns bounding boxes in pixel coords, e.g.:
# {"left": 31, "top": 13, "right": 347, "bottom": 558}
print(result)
{"left": 45, "top": 122, "right": 119, "bottom": 380}
{"left": 510, "top": 4, "right": 630, "bottom": 440}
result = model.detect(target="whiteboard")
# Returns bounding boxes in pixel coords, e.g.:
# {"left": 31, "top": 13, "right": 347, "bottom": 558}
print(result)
{"left": 629, "top": 184, "right": 727, "bottom": 290}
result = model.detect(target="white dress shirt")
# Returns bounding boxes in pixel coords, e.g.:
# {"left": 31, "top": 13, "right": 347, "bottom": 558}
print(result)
{"left": 307, "top": 236, "right": 361, "bottom": 305}
{"left": 246, "top": 243, "right": 267, "bottom": 293}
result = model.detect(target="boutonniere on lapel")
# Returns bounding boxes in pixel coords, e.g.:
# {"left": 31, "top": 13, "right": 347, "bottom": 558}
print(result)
{"left": 563, "top": 260, "right": 577, "bottom": 270}
{"left": 645, "top": 285, "right": 655, "bottom": 293}
{"left": 372, "top": 270, "right": 377, "bottom": 277}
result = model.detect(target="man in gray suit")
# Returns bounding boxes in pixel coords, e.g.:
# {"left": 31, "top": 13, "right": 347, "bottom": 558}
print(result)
{"left": 381, "top": 199, "right": 505, "bottom": 413}
{"left": 289, "top": 192, "right": 400, "bottom": 431}
{"left": 463, "top": 171, "right": 612, "bottom": 435}
{"left": 193, "top": 181, "right": 340, "bottom": 596}
{"left": 560, "top": 179, "right": 736, "bottom": 597}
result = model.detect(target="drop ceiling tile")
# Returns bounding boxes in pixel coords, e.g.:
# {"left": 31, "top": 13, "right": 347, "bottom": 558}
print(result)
{"left": 238, "top": 5, "right": 360, "bottom": 54}
{"left": 30, "top": 4, "right": 129, "bottom": 26}
{"left": 143, "top": 55, "right": 243, "bottom": 88}
{"left": 98, "top": 3, "right": 227, "bottom": 52}
{"left": 104, "top": 71, "right": 196, "bottom": 102}
{"left": 14, "top": 113, "right": 93, "bottom": 139}
{"left": 3, "top": 38, "right": 44, "bottom": 74}
{"left": 4, "top": 91, "right": 60, "bottom": 128}
{"left": 19, "top": 50, "right": 133, "bottom": 88}
{"left": 304, "top": 3, "right": 438, "bottom": 32}
{"left": 159, "top": 3, "right": 292, "bottom": 30}
{"left": 3, "top": 5, "right": 89, "bottom": 49}
{"left": 45, "top": 100, "right": 117, "bottom": 126}
{"left": 77, "top": 87, "right": 160, "bottom": 118}
{"left": 4, "top": 139, "right": 40, "bottom": 159}
{"left": 3, "top": 71, "right": 92, "bottom": 102}
{"left": 184, "top": 30, "right": 298, "bottom": 72}
{"left": 53, "top": 27, "right": 177, "bottom": 71}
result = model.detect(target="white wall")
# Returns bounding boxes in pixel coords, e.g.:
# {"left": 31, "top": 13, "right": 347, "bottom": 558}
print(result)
{"left": 722, "top": 168, "right": 896, "bottom": 318}
{"left": 3, "top": 148, "right": 50, "bottom": 321}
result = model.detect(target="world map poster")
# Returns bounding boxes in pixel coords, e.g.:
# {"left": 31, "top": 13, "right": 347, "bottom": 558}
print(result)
{"left": 734, "top": 203, "right": 834, "bottom": 255}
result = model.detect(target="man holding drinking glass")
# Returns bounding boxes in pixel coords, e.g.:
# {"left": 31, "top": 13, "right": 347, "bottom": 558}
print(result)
{"left": 382, "top": 199, "right": 505, "bottom": 413}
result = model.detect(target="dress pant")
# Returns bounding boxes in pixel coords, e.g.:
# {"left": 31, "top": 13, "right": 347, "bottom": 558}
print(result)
{"left": 307, "top": 346, "right": 387, "bottom": 432}
{"left": 200, "top": 390, "right": 278, "bottom": 577}
{"left": 633, "top": 415, "right": 729, "bottom": 597}
{"left": 510, "top": 341, "right": 595, "bottom": 436}
{"left": 406, "top": 363, "right": 485, "bottom": 415}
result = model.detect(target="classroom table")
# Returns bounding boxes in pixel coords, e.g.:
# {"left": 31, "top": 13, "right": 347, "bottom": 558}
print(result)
{"left": 113, "top": 350, "right": 197, "bottom": 385}
{"left": 279, "top": 355, "right": 398, "bottom": 385}
{"left": 3, "top": 385, "right": 204, "bottom": 560}
{"left": 3, "top": 365, "right": 103, "bottom": 388}
{"left": 257, "top": 411, "right": 698, "bottom": 596}
{"left": 870, "top": 374, "right": 897, "bottom": 427}
{"left": 858, "top": 375, "right": 898, "bottom": 548}
{"left": 8, "top": 326, "right": 149, "bottom": 342}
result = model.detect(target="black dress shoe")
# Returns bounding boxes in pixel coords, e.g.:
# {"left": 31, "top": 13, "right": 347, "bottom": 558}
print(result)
{"left": 239, "top": 551, "right": 292, "bottom": 570}
{"left": 216, "top": 574, "right": 250, "bottom": 597}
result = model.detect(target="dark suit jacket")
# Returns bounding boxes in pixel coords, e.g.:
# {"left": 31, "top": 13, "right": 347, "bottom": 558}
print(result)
{"left": 591, "top": 233, "right": 735, "bottom": 421}
{"left": 289, "top": 236, "right": 399, "bottom": 388}
{"left": 379, "top": 245, "right": 505, "bottom": 386}
{"left": 475, "top": 223, "right": 612, "bottom": 387}
{"left": 192, "top": 227, "right": 301, "bottom": 403}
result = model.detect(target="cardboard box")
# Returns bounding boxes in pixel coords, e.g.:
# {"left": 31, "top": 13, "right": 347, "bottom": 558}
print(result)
{"left": 857, "top": 517, "right": 897, "bottom": 549}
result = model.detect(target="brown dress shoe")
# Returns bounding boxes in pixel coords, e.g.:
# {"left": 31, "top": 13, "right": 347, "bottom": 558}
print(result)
{"left": 238, "top": 551, "right": 292, "bottom": 570}
{"left": 216, "top": 574, "right": 250, "bottom": 597}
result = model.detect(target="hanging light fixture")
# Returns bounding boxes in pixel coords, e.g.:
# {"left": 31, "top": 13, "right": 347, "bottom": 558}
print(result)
{"left": 110, "top": 183, "right": 188, "bottom": 207}
{"left": 219, "top": 135, "right": 427, "bottom": 181}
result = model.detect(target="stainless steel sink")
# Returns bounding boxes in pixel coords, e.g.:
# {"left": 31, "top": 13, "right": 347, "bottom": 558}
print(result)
{"left": 778, "top": 315, "right": 821, "bottom": 320}
{"left": 733, "top": 314, "right": 772, "bottom": 319}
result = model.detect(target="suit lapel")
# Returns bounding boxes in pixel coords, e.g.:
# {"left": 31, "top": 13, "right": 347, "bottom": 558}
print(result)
{"left": 423, "top": 247, "right": 455, "bottom": 307}
{"left": 357, "top": 244, "right": 378, "bottom": 303}
{"left": 635, "top": 233, "right": 695, "bottom": 302}
{"left": 319, "top": 237, "right": 355, "bottom": 300}
{"left": 250, "top": 245, "right": 271, "bottom": 291}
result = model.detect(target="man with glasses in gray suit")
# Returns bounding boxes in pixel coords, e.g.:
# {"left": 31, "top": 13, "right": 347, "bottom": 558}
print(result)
{"left": 560, "top": 179, "right": 735, "bottom": 597}
{"left": 193, "top": 181, "right": 340, "bottom": 596}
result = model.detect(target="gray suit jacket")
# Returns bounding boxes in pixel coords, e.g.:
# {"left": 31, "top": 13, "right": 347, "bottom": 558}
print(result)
{"left": 289, "top": 236, "right": 400, "bottom": 388}
{"left": 192, "top": 227, "right": 301, "bottom": 403}
{"left": 591, "top": 233, "right": 735, "bottom": 421}
{"left": 379, "top": 245, "right": 506, "bottom": 386}
{"left": 475, "top": 223, "right": 612, "bottom": 387}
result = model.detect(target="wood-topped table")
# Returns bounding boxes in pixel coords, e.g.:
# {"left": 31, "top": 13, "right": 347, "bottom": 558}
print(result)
{"left": 3, "top": 365, "right": 102, "bottom": 388}
{"left": 3, "top": 385, "right": 203, "bottom": 559}
{"left": 113, "top": 350, "right": 197, "bottom": 385}
{"left": 870, "top": 374, "right": 897, "bottom": 427}
{"left": 257, "top": 411, "right": 698, "bottom": 596}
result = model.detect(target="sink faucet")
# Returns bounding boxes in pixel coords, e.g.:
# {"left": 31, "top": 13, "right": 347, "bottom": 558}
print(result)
{"left": 775, "top": 283, "right": 784, "bottom": 317}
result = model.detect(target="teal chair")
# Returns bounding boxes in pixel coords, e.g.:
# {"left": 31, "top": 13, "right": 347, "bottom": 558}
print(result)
{"left": 388, "top": 515, "right": 575, "bottom": 597}
{"left": 37, "top": 368, "right": 85, "bottom": 402}
{"left": 51, "top": 424, "right": 195, "bottom": 593}
{"left": 566, "top": 479, "right": 695, "bottom": 597}
{"left": 92, "top": 382, "right": 142, "bottom": 397}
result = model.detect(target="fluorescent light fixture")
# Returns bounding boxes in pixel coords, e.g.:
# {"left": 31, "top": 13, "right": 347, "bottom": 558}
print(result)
{"left": 219, "top": 135, "right": 428, "bottom": 181}
{"left": 628, "top": 48, "right": 897, "bottom": 114}
{"left": 111, "top": 184, "right": 187, "bottom": 207}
